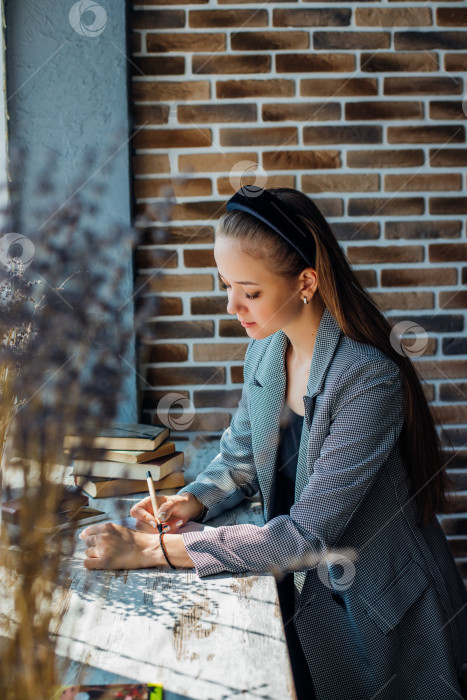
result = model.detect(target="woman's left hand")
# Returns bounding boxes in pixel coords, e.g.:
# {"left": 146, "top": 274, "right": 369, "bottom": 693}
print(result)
{"left": 80, "top": 522, "right": 162, "bottom": 570}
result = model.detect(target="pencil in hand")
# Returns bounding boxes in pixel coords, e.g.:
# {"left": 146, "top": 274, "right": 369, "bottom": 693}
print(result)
{"left": 146, "top": 470, "right": 170, "bottom": 533}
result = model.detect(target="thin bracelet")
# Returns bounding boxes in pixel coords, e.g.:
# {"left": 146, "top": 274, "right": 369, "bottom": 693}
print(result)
{"left": 159, "top": 531, "right": 176, "bottom": 570}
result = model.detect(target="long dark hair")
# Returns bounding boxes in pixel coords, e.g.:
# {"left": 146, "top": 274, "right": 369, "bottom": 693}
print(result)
{"left": 218, "top": 187, "right": 450, "bottom": 526}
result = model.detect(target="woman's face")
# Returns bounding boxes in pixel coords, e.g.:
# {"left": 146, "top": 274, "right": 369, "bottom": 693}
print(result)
{"left": 214, "top": 235, "right": 304, "bottom": 339}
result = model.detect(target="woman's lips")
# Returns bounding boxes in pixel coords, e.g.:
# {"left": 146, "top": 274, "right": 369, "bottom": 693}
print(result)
{"left": 240, "top": 321, "right": 256, "bottom": 327}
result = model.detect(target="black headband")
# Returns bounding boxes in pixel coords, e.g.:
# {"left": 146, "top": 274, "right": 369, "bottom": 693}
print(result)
{"left": 225, "top": 186, "right": 316, "bottom": 268}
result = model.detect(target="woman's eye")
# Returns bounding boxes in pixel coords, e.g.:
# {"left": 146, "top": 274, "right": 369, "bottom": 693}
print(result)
{"left": 220, "top": 283, "right": 259, "bottom": 300}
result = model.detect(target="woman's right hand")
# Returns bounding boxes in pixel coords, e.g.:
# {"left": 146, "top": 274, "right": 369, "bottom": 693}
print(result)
{"left": 129, "top": 492, "right": 205, "bottom": 532}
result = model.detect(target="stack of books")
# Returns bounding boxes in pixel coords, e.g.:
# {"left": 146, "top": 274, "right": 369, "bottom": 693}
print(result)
{"left": 65, "top": 423, "right": 185, "bottom": 498}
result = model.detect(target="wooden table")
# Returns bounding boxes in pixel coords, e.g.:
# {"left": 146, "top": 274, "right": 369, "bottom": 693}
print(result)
{"left": 51, "top": 495, "right": 297, "bottom": 699}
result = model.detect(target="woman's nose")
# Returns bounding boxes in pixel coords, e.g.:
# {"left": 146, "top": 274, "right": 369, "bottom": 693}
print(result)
{"left": 226, "top": 290, "right": 244, "bottom": 315}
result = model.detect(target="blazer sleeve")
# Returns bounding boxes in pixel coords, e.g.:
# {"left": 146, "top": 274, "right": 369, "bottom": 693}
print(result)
{"left": 177, "top": 339, "right": 260, "bottom": 521}
{"left": 182, "top": 356, "right": 405, "bottom": 578}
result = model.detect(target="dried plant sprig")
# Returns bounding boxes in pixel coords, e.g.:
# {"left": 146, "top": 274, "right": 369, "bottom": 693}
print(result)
{"left": 0, "top": 142, "right": 174, "bottom": 700}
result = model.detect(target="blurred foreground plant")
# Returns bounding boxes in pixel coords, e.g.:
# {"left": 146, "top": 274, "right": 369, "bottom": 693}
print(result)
{"left": 0, "top": 146, "right": 172, "bottom": 700}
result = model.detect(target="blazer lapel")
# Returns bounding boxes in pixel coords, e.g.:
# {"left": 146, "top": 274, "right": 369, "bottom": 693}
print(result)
{"left": 249, "top": 307, "right": 342, "bottom": 520}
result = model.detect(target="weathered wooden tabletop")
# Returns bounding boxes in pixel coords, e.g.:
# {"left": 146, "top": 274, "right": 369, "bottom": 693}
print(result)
{"left": 52, "top": 494, "right": 297, "bottom": 700}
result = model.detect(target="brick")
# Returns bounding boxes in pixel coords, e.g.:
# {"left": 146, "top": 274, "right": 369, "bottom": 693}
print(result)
{"left": 141, "top": 226, "right": 214, "bottom": 246}
{"left": 429, "top": 101, "right": 465, "bottom": 120}
{"left": 231, "top": 366, "right": 244, "bottom": 383}
{"left": 138, "top": 273, "right": 213, "bottom": 293}
{"left": 301, "top": 78, "right": 377, "bottom": 96}
{"left": 218, "top": 174, "right": 296, "bottom": 196}
{"left": 190, "top": 413, "right": 232, "bottom": 432}
{"left": 355, "top": 270, "right": 377, "bottom": 287}
{"left": 370, "top": 291, "right": 434, "bottom": 311}
{"left": 194, "top": 389, "right": 242, "bottom": 409}
{"left": 437, "top": 7, "right": 467, "bottom": 25}
{"left": 440, "top": 384, "right": 467, "bottom": 403}
{"left": 135, "top": 248, "right": 177, "bottom": 269}
{"left": 216, "top": 79, "right": 294, "bottom": 99}
{"left": 441, "top": 429, "right": 467, "bottom": 449}
{"left": 263, "top": 102, "right": 340, "bottom": 122}
{"left": 133, "top": 154, "right": 170, "bottom": 175}
{"left": 179, "top": 103, "right": 256, "bottom": 124}
{"left": 147, "top": 365, "right": 223, "bottom": 386}
{"left": 302, "top": 173, "right": 379, "bottom": 193}
{"left": 440, "top": 290, "right": 467, "bottom": 309}
{"left": 304, "top": 125, "right": 381, "bottom": 145}
{"left": 388, "top": 126, "right": 464, "bottom": 143}
{"left": 273, "top": 8, "right": 351, "bottom": 26}
{"left": 395, "top": 31, "right": 467, "bottom": 50}
{"left": 386, "top": 336, "right": 437, "bottom": 357}
{"left": 147, "top": 344, "right": 188, "bottom": 363}
{"left": 189, "top": 10, "right": 268, "bottom": 28}
{"left": 384, "top": 77, "right": 463, "bottom": 96}
{"left": 147, "top": 32, "right": 226, "bottom": 53}
{"left": 219, "top": 319, "right": 250, "bottom": 337}
{"left": 141, "top": 390, "right": 189, "bottom": 412}
{"left": 131, "top": 10, "right": 185, "bottom": 29}
{"left": 444, "top": 338, "right": 467, "bottom": 355}
{"left": 193, "top": 54, "right": 270, "bottom": 75}
{"left": 138, "top": 0, "right": 207, "bottom": 4}
{"left": 191, "top": 297, "right": 228, "bottom": 315}
{"left": 347, "top": 245, "right": 423, "bottom": 264}
{"left": 430, "top": 198, "right": 467, "bottom": 215}
{"left": 313, "top": 199, "right": 343, "bottom": 217}
{"left": 445, "top": 54, "right": 467, "bottom": 71}
{"left": 462, "top": 268, "right": 467, "bottom": 286}
{"left": 132, "top": 104, "right": 169, "bottom": 126}
{"left": 277, "top": 53, "right": 355, "bottom": 73}
{"left": 193, "top": 343, "right": 247, "bottom": 362}
{"left": 135, "top": 178, "right": 212, "bottom": 199}
{"left": 142, "top": 320, "right": 215, "bottom": 342}
{"left": 430, "top": 149, "right": 467, "bottom": 167}
{"left": 347, "top": 150, "right": 424, "bottom": 168}
{"left": 349, "top": 198, "right": 424, "bottom": 216}
{"left": 331, "top": 222, "right": 380, "bottom": 240}
{"left": 381, "top": 268, "right": 457, "bottom": 287}
{"left": 385, "top": 220, "right": 461, "bottom": 240}
{"left": 134, "top": 128, "right": 211, "bottom": 149}
{"left": 179, "top": 151, "right": 258, "bottom": 172}
{"left": 314, "top": 31, "right": 390, "bottom": 50}
{"left": 231, "top": 31, "right": 309, "bottom": 51}
{"left": 414, "top": 361, "right": 467, "bottom": 380}
{"left": 184, "top": 249, "right": 216, "bottom": 267}
{"left": 132, "top": 81, "right": 210, "bottom": 102}
{"left": 384, "top": 174, "right": 462, "bottom": 192}
{"left": 170, "top": 201, "right": 224, "bottom": 220}
{"left": 135, "top": 296, "right": 182, "bottom": 317}
{"left": 432, "top": 405, "right": 467, "bottom": 425}
{"left": 346, "top": 101, "right": 422, "bottom": 120}
{"left": 430, "top": 243, "right": 467, "bottom": 262}
{"left": 361, "top": 52, "right": 438, "bottom": 72}
{"left": 356, "top": 7, "right": 432, "bottom": 26}
{"left": 131, "top": 33, "right": 141, "bottom": 54}
{"left": 390, "top": 313, "right": 462, "bottom": 333}
{"left": 220, "top": 126, "right": 297, "bottom": 147}
{"left": 131, "top": 56, "right": 184, "bottom": 76}
{"left": 263, "top": 150, "right": 341, "bottom": 170}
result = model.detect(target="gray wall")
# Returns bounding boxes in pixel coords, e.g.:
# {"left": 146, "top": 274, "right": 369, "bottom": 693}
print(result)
{"left": 4, "top": 0, "right": 137, "bottom": 423}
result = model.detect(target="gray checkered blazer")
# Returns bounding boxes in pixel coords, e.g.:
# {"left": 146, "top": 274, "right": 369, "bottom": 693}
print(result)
{"left": 179, "top": 307, "right": 467, "bottom": 699}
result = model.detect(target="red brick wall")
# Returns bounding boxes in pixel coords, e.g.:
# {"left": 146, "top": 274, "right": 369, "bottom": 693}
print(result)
{"left": 130, "top": 2, "right": 467, "bottom": 547}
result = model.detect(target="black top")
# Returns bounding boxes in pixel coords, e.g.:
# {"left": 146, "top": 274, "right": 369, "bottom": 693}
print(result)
{"left": 271, "top": 401, "right": 304, "bottom": 519}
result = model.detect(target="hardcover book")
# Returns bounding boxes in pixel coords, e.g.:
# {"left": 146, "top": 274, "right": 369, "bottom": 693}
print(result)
{"left": 64, "top": 423, "right": 169, "bottom": 452}
{"left": 71, "top": 451, "right": 184, "bottom": 482}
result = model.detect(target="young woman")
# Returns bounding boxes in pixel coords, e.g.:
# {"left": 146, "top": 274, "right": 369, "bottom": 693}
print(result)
{"left": 81, "top": 187, "right": 467, "bottom": 700}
